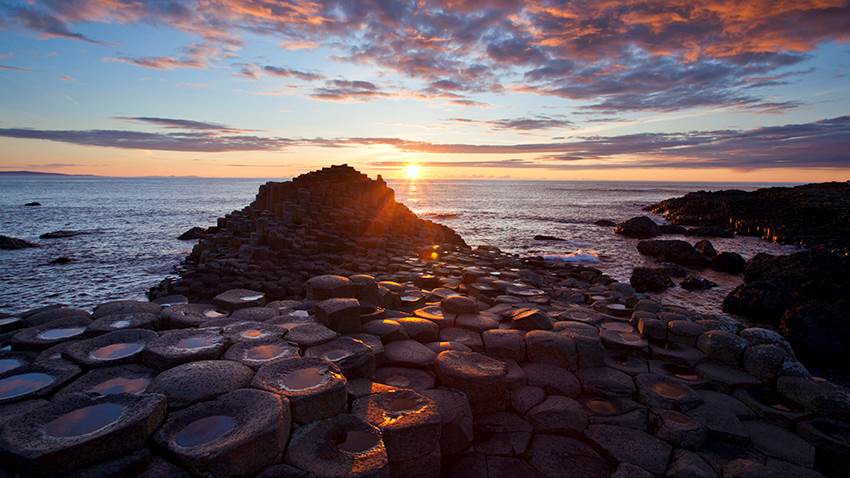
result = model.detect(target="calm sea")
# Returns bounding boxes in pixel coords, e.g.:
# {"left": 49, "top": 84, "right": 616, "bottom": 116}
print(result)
{"left": 0, "top": 176, "right": 798, "bottom": 314}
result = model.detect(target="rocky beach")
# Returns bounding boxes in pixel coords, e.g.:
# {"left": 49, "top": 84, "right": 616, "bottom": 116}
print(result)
{"left": 1, "top": 166, "right": 849, "bottom": 478}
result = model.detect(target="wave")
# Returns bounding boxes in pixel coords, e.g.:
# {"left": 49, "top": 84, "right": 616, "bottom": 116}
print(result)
{"left": 423, "top": 212, "right": 461, "bottom": 219}
{"left": 542, "top": 249, "right": 601, "bottom": 264}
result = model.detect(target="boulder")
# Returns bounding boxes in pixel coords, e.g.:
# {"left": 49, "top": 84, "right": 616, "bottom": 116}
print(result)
{"left": 585, "top": 424, "right": 672, "bottom": 475}
{"left": 694, "top": 240, "right": 717, "bottom": 258}
{"left": 636, "top": 240, "right": 709, "bottom": 268}
{"left": 434, "top": 351, "right": 509, "bottom": 414}
{"left": 630, "top": 267, "right": 674, "bottom": 293}
{"left": 780, "top": 301, "right": 850, "bottom": 366}
{"left": 252, "top": 357, "right": 347, "bottom": 423}
{"left": 615, "top": 217, "right": 661, "bottom": 239}
{"left": 285, "top": 414, "right": 388, "bottom": 478}
{"left": 711, "top": 252, "right": 746, "bottom": 274}
{"left": 177, "top": 227, "right": 207, "bottom": 240}
{"left": 681, "top": 275, "right": 717, "bottom": 291}
{"left": 149, "top": 360, "right": 254, "bottom": 409}
{"left": 351, "top": 389, "right": 441, "bottom": 462}
{"left": 527, "top": 434, "right": 609, "bottom": 478}
{"left": 594, "top": 219, "right": 617, "bottom": 227}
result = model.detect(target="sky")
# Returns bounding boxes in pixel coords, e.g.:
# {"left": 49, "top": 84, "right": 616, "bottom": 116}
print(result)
{"left": 0, "top": 1, "right": 849, "bottom": 181}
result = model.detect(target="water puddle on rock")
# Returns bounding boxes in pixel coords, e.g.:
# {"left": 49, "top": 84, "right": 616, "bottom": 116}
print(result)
{"left": 91, "top": 376, "right": 150, "bottom": 396}
{"left": 663, "top": 364, "right": 701, "bottom": 382}
{"left": 280, "top": 366, "right": 328, "bottom": 392}
{"left": 384, "top": 375, "right": 411, "bottom": 387}
{"left": 37, "top": 327, "right": 86, "bottom": 340}
{"left": 323, "top": 349, "right": 354, "bottom": 362}
{"left": 204, "top": 310, "right": 226, "bottom": 319}
{"left": 240, "top": 329, "right": 265, "bottom": 339}
{"left": 89, "top": 343, "right": 145, "bottom": 361}
{"left": 585, "top": 399, "right": 619, "bottom": 415}
{"left": 175, "top": 415, "right": 237, "bottom": 448}
{"left": 385, "top": 394, "right": 421, "bottom": 415}
{"left": 240, "top": 295, "right": 264, "bottom": 302}
{"left": 0, "top": 318, "right": 20, "bottom": 327}
{"left": 337, "top": 429, "right": 379, "bottom": 454}
{"left": 245, "top": 344, "right": 291, "bottom": 361}
{"left": 44, "top": 403, "right": 125, "bottom": 437}
{"left": 0, "top": 372, "right": 55, "bottom": 400}
{"left": 0, "top": 358, "right": 23, "bottom": 374}
{"left": 110, "top": 320, "right": 132, "bottom": 329}
{"left": 654, "top": 381, "right": 686, "bottom": 399}
{"left": 176, "top": 336, "right": 219, "bottom": 349}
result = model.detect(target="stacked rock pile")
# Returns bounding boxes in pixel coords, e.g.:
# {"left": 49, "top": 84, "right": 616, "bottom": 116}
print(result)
{"left": 150, "top": 164, "right": 466, "bottom": 301}
{"left": 1, "top": 240, "right": 848, "bottom": 477}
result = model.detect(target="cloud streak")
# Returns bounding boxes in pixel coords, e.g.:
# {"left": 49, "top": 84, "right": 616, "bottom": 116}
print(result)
{"left": 1, "top": 115, "right": 848, "bottom": 170}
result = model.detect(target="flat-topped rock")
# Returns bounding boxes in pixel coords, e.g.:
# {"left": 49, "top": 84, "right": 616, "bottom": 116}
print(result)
{"left": 212, "top": 289, "right": 266, "bottom": 311}
{"left": 88, "top": 312, "right": 159, "bottom": 332}
{"left": 224, "top": 339, "right": 300, "bottom": 369}
{"left": 149, "top": 360, "right": 254, "bottom": 409}
{"left": 160, "top": 303, "right": 228, "bottom": 329}
{"left": 306, "top": 275, "right": 357, "bottom": 300}
{"left": 352, "top": 389, "right": 441, "bottom": 462}
{"left": 305, "top": 336, "right": 376, "bottom": 378}
{"left": 252, "top": 357, "right": 347, "bottom": 423}
{"left": 585, "top": 424, "right": 672, "bottom": 475}
{"left": 435, "top": 350, "right": 509, "bottom": 414}
{"left": 0, "top": 392, "right": 166, "bottom": 475}
{"left": 11, "top": 316, "right": 92, "bottom": 351}
{"left": 63, "top": 329, "right": 158, "bottom": 367}
{"left": 92, "top": 300, "right": 160, "bottom": 319}
{"left": 0, "top": 362, "right": 81, "bottom": 404}
{"left": 285, "top": 414, "right": 388, "bottom": 478}
{"left": 154, "top": 388, "right": 288, "bottom": 477}
{"left": 142, "top": 329, "right": 228, "bottom": 370}
{"left": 55, "top": 365, "right": 155, "bottom": 398}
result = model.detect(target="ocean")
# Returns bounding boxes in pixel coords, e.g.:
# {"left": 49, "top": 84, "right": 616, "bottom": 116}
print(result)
{"left": 0, "top": 176, "right": 799, "bottom": 314}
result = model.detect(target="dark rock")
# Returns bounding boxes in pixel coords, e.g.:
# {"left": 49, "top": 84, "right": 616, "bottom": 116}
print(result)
{"left": 594, "top": 219, "right": 617, "bottom": 227}
{"left": 154, "top": 388, "right": 289, "bottom": 477}
{"left": 177, "top": 227, "right": 206, "bottom": 240}
{"left": 11, "top": 316, "right": 92, "bottom": 351}
{"left": 421, "top": 388, "right": 473, "bottom": 456}
{"left": 685, "top": 226, "right": 734, "bottom": 238}
{"left": 659, "top": 224, "right": 688, "bottom": 234}
{"left": 93, "top": 300, "right": 160, "bottom": 319}
{"left": 305, "top": 336, "right": 376, "bottom": 378}
{"left": 615, "top": 216, "right": 661, "bottom": 239}
{"left": 24, "top": 202, "right": 41, "bottom": 207}
{"left": 351, "top": 389, "right": 440, "bottom": 462}
{"left": 48, "top": 257, "right": 74, "bottom": 265}
{"left": 630, "top": 267, "right": 674, "bottom": 293}
{"left": 585, "top": 424, "right": 672, "bottom": 475}
{"left": 722, "top": 280, "right": 795, "bottom": 323}
{"left": 681, "top": 275, "right": 718, "bottom": 290}
{"left": 62, "top": 329, "right": 158, "bottom": 367}
{"left": 510, "top": 308, "right": 552, "bottom": 330}
{"left": 0, "top": 235, "right": 39, "bottom": 250}
{"left": 711, "top": 252, "right": 746, "bottom": 274}
{"left": 39, "top": 230, "right": 88, "bottom": 239}
{"left": 636, "top": 239, "right": 709, "bottom": 268}
{"left": 212, "top": 289, "right": 266, "bottom": 311}
{"left": 694, "top": 240, "right": 717, "bottom": 258}
{"left": 0, "top": 392, "right": 166, "bottom": 475}
{"left": 780, "top": 301, "right": 850, "bottom": 366}
{"left": 435, "top": 350, "right": 509, "bottom": 414}
{"left": 527, "top": 434, "right": 609, "bottom": 478}
{"left": 54, "top": 365, "right": 155, "bottom": 398}
{"left": 142, "top": 329, "right": 227, "bottom": 370}
{"left": 474, "top": 411, "right": 533, "bottom": 455}
{"left": 533, "top": 235, "right": 566, "bottom": 241}
{"left": 0, "top": 362, "right": 81, "bottom": 404}
{"left": 224, "top": 339, "right": 301, "bottom": 369}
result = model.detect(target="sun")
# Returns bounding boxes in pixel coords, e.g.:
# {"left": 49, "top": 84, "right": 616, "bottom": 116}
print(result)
{"left": 404, "top": 163, "right": 422, "bottom": 180}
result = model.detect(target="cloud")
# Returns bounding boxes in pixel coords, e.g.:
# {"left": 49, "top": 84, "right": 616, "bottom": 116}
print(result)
{"left": 262, "top": 65, "right": 324, "bottom": 81}
{"left": 114, "top": 116, "right": 252, "bottom": 133}
{"left": 5, "top": 1, "right": 847, "bottom": 112}
{"left": 107, "top": 42, "right": 227, "bottom": 70}
{"left": 1, "top": 114, "right": 848, "bottom": 170}
{"left": 0, "top": 64, "right": 32, "bottom": 72}
{"left": 449, "top": 115, "right": 573, "bottom": 131}
{"left": 310, "top": 79, "right": 389, "bottom": 101}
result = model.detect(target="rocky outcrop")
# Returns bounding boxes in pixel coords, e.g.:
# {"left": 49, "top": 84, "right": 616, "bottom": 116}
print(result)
{"left": 0, "top": 235, "right": 39, "bottom": 250}
{"left": 636, "top": 240, "right": 709, "bottom": 269}
{"left": 615, "top": 216, "right": 661, "bottom": 238}
{"left": 177, "top": 227, "right": 207, "bottom": 240}
{"left": 39, "top": 230, "right": 88, "bottom": 239}
{"left": 648, "top": 181, "right": 850, "bottom": 254}
{"left": 150, "top": 165, "right": 466, "bottom": 302}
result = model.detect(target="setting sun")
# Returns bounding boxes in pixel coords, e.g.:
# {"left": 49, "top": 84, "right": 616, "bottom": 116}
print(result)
{"left": 405, "top": 163, "right": 422, "bottom": 180}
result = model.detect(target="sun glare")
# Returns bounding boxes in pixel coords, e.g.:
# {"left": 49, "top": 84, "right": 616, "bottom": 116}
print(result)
{"left": 405, "top": 163, "right": 422, "bottom": 180}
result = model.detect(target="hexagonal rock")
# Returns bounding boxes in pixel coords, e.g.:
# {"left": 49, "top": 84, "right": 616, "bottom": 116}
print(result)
{"left": 0, "top": 350, "right": 34, "bottom": 377}
{"left": 397, "top": 317, "right": 439, "bottom": 342}
{"left": 352, "top": 388, "right": 441, "bottom": 462}
{"left": 257, "top": 463, "right": 312, "bottom": 478}
{"left": 11, "top": 316, "right": 92, "bottom": 351}
{"left": 510, "top": 308, "right": 553, "bottom": 331}
{"left": 695, "top": 362, "right": 760, "bottom": 392}
{"left": 210, "top": 289, "right": 265, "bottom": 311}
{"left": 441, "top": 295, "right": 478, "bottom": 315}
{"left": 650, "top": 409, "right": 706, "bottom": 449}
{"left": 160, "top": 303, "right": 227, "bottom": 329}
{"left": 439, "top": 327, "right": 483, "bottom": 351}
{"left": 733, "top": 387, "right": 809, "bottom": 427}
{"left": 385, "top": 440, "right": 439, "bottom": 477}
{"left": 142, "top": 329, "right": 228, "bottom": 370}
{"left": 55, "top": 364, "right": 155, "bottom": 398}
{"left": 525, "top": 330, "right": 578, "bottom": 371}
{"left": 486, "top": 456, "right": 544, "bottom": 478}
{"left": 305, "top": 336, "right": 376, "bottom": 378}
{"left": 224, "top": 339, "right": 300, "bottom": 370}
{"left": 521, "top": 362, "right": 581, "bottom": 397}
{"left": 473, "top": 411, "right": 533, "bottom": 455}
{"left": 511, "top": 386, "right": 546, "bottom": 415}
{"left": 285, "top": 323, "right": 340, "bottom": 348}
{"left": 222, "top": 321, "right": 286, "bottom": 343}
{"left": 435, "top": 350, "right": 509, "bottom": 414}
{"left": 745, "top": 420, "right": 815, "bottom": 467}
{"left": 414, "top": 306, "right": 454, "bottom": 329}
{"left": 527, "top": 434, "right": 609, "bottom": 478}
{"left": 578, "top": 367, "right": 636, "bottom": 398}
{"left": 665, "top": 450, "right": 716, "bottom": 478}
{"left": 363, "top": 319, "right": 408, "bottom": 342}
{"left": 21, "top": 307, "right": 90, "bottom": 328}
{"left": 228, "top": 306, "right": 279, "bottom": 322}
{"left": 0, "top": 362, "right": 81, "bottom": 404}
{"left": 149, "top": 360, "right": 254, "bottom": 409}
{"left": 63, "top": 329, "right": 158, "bottom": 367}
{"left": 421, "top": 388, "right": 473, "bottom": 456}
{"left": 585, "top": 424, "right": 672, "bottom": 475}
{"left": 0, "top": 392, "right": 166, "bottom": 475}
{"left": 285, "top": 414, "right": 388, "bottom": 478}
{"left": 635, "top": 373, "right": 702, "bottom": 411}
{"left": 315, "top": 298, "right": 361, "bottom": 333}
{"left": 155, "top": 389, "right": 289, "bottom": 477}
{"left": 306, "top": 275, "right": 357, "bottom": 301}
{"left": 686, "top": 402, "right": 748, "bottom": 443}
{"left": 383, "top": 339, "right": 437, "bottom": 369}
{"left": 526, "top": 395, "right": 588, "bottom": 434}
{"left": 252, "top": 357, "right": 347, "bottom": 423}
{"left": 372, "top": 366, "right": 435, "bottom": 391}
{"left": 696, "top": 330, "right": 748, "bottom": 365}
{"left": 93, "top": 300, "right": 161, "bottom": 319}
{"left": 739, "top": 327, "right": 794, "bottom": 354}
{"left": 88, "top": 312, "right": 159, "bottom": 333}
{"left": 482, "top": 329, "right": 526, "bottom": 361}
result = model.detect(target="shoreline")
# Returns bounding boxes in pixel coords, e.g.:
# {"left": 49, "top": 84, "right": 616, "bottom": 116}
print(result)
{"left": 1, "top": 166, "right": 848, "bottom": 477}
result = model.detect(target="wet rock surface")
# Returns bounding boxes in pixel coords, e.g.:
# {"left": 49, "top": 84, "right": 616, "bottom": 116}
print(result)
{"left": 1, "top": 167, "right": 846, "bottom": 477}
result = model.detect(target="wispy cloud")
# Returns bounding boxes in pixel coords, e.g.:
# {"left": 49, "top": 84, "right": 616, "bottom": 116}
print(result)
{"left": 114, "top": 116, "right": 254, "bottom": 133}
{"left": 449, "top": 115, "right": 573, "bottom": 131}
